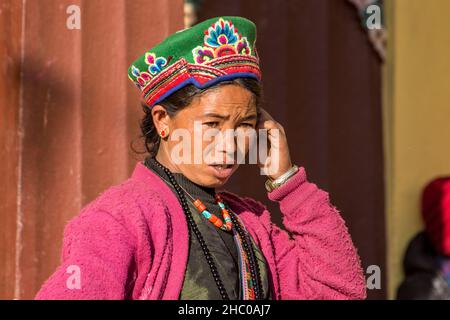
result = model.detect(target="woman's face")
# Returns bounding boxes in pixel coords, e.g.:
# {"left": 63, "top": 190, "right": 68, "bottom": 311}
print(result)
{"left": 154, "top": 84, "right": 258, "bottom": 188}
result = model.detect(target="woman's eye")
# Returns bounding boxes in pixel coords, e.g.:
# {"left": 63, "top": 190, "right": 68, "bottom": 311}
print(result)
{"left": 204, "top": 121, "right": 219, "bottom": 127}
{"left": 239, "top": 123, "right": 254, "bottom": 128}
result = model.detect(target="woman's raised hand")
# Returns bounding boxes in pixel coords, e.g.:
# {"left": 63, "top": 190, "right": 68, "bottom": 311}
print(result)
{"left": 256, "top": 108, "right": 293, "bottom": 180}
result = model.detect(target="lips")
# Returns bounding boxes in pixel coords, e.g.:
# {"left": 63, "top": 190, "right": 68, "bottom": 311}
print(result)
{"left": 210, "top": 164, "right": 234, "bottom": 169}
{"left": 208, "top": 163, "right": 236, "bottom": 179}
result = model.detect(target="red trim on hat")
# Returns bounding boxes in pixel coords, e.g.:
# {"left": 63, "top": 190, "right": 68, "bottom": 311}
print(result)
{"left": 140, "top": 54, "right": 261, "bottom": 108}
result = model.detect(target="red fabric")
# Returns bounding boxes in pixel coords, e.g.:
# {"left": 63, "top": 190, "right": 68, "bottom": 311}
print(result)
{"left": 422, "top": 177, "right": 450, "bottom": 256}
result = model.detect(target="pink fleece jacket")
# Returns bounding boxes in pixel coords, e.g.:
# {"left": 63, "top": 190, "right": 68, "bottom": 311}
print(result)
{"left": 35, "top": 162, "right": 367, "bottom": 300}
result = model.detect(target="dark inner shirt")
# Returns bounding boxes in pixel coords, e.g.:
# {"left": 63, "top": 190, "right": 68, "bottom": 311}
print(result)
{"left": 144, "top": 157, "right": 271, "bottom": 300}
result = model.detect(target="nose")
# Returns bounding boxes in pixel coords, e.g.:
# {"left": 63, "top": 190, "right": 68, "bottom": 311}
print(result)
{"left": 207, "top": 129, "right": 236, "bottom": 164}
{"left": 219, "top": 130, "right": 236, "bottom": 161}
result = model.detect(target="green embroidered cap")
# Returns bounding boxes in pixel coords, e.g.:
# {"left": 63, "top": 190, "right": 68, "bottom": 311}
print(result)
{"left": 128, "top": 16, "right": 262, "bottom": 109}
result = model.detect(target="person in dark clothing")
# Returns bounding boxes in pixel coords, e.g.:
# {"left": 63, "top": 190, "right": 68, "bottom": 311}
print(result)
{"left": 397, "top": 176, "right": 450, "bottom": 300}
{"left": 397, "top": 232, "right": 450, "bottom": 299}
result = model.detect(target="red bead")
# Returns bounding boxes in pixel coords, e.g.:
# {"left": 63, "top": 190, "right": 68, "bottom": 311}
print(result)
{"left": 194, "top": 199, "right": 206, "bottom": 212}
{"left": 192, "top": 197, "right": 233, "bottom": 231}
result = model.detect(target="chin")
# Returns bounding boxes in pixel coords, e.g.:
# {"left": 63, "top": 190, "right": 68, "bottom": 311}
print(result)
{"left": 208, "top": 178, "right": 230, "bottom": 188}
{"left": 200, "top": 164, "right": 239, "bottom": 188}
{"left": 196, "top": 175, "right": 228, "bottom": 188}
{"left": 183, "top": 164, "right": 239, "bottom": 188}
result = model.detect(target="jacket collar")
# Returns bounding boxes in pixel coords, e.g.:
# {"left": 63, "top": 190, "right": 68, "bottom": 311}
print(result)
{"left": 131, "top": 160, "right": 189, "bottom": 299}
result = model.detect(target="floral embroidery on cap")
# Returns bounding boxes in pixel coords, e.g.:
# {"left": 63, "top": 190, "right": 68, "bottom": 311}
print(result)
{"left": 192, "top": 17, "right": 252, "bottom": 64}
{"left": 130, "top": 53, "right": 168, "bottom": 89}
{"left": 145, "top": 53, "right": 168, "bottom": 75}
{"left": 128, "top": 16, "right": 261, "bottom": 108}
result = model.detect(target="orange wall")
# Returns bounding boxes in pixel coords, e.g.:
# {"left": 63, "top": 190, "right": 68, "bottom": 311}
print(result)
{"left": 0, "top": 0, "right": 184, "bottom": 299}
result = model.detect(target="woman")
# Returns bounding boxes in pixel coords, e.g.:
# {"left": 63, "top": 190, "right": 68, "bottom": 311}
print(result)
{"left": 35, "top": 16, "right": 366, "bottom": 300}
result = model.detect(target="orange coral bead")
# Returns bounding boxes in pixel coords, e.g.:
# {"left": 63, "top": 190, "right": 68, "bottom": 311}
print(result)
{"left": 193, "top": 199, "right": 206, "bottom": 212}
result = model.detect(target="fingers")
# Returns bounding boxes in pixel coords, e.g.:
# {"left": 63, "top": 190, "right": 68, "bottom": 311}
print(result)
{"left": 257, "top": 108, "right": 285, "bottom": 133}
{"left": 261, "top": 118, "right": 285, "bottom": 136}
{"left": 258, "top": 107, "right": 275, "bottom": 123}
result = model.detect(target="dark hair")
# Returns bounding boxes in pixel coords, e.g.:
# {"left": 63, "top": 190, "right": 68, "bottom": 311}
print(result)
{"left": 131, "top": 77, "right": 264, "bottom": 157}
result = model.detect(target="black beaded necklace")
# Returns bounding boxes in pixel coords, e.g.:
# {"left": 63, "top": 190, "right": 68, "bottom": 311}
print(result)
{"left": 150, "top": 157, "right": 264, "bottom": 300}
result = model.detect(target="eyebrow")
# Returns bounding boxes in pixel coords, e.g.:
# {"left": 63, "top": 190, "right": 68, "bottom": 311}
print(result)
{"left": 203, "top": 112, "right": 229, "bottom": 120}
{"left": 202, "top": 113, "right": 258, "bottom": 121}
{"left": 240, "top": 114, "right": 258, "bottom": 121}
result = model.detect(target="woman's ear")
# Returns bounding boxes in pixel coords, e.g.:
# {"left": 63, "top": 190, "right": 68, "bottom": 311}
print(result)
{"left": 151, "top": 104, "right": 170, "bottom": 136}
